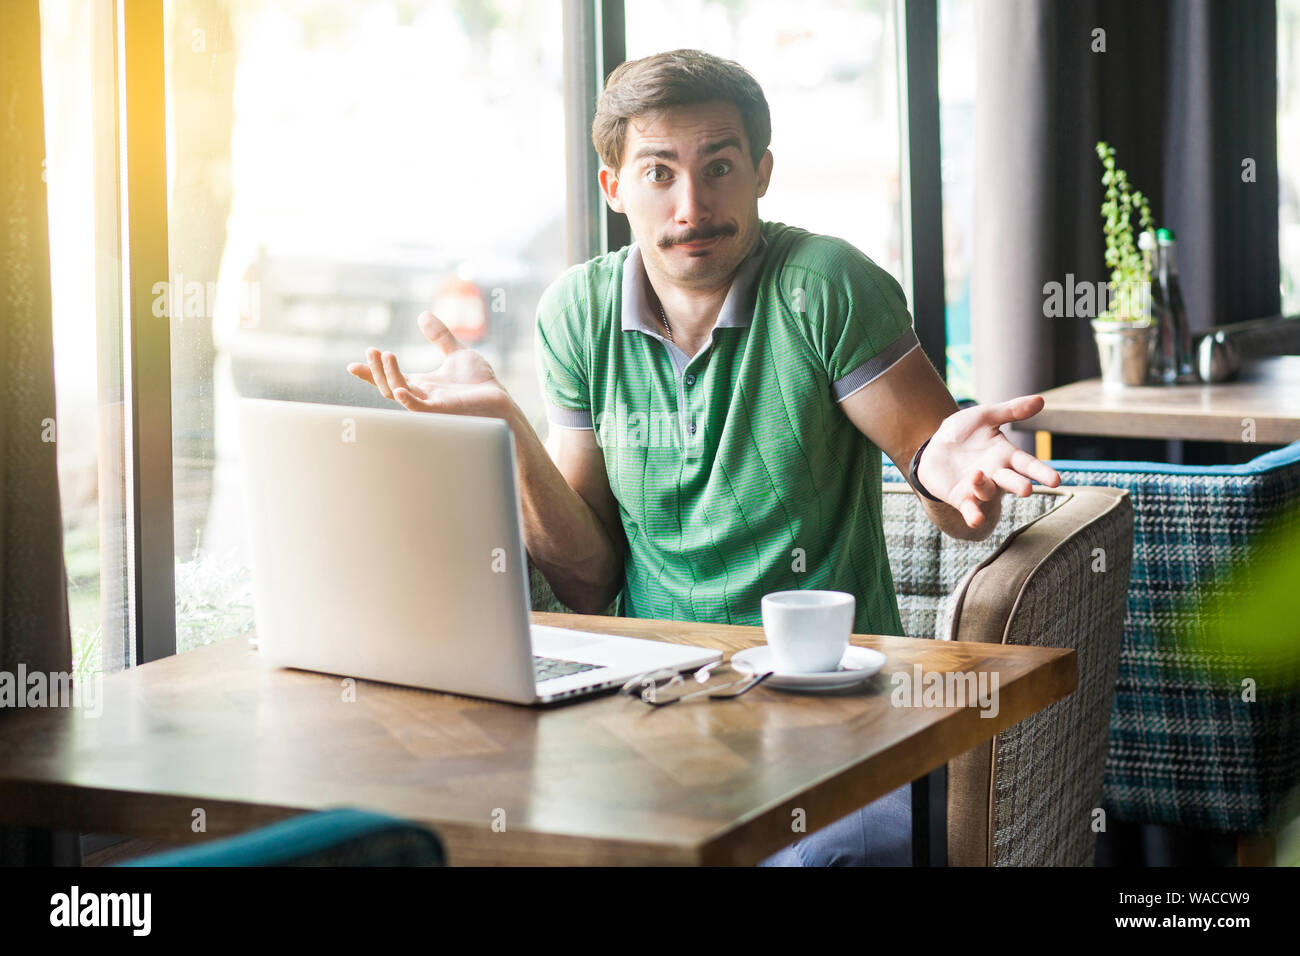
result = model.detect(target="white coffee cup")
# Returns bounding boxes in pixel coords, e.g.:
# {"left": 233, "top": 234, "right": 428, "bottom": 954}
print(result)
{"left": 760, "top": 590, "right": 854, "bottom": 674}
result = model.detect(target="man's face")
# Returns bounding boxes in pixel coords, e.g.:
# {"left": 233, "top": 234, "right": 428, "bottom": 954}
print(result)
{"left": 599, "top": 100, "right": 773, "bottom": 291}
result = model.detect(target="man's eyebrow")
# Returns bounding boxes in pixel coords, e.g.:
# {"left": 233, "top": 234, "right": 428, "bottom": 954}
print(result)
{"left": 702, "top": 136, "right": 743, "bottom": 156}
{"left": 631, "top": 145, "right": 678, "bottom": 163}
{"left": 629, "top": 136, "right": 744, "bottom": 164}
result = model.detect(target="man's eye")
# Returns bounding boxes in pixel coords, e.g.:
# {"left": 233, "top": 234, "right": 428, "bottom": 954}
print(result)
{"left": 708, "top": 161, "right": 731, "bottom": 176}
{"left": 647, "top": 166, "right": 671, "bottom": 183}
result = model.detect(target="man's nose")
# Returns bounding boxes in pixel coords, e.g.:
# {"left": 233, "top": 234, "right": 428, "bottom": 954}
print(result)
{"left": 673, "top": 173, "right": 711, "bottom": 225}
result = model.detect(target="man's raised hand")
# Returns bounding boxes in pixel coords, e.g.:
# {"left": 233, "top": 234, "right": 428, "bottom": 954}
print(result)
{"left": 916, "top": 394, "right": 1062, "bottom": 529}
{"left": 346, "top": 311, "right": 511, "bottom": 419}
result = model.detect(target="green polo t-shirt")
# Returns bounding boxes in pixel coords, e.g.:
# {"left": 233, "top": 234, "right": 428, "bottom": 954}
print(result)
{"left": 534, "top": 219, "right": 920, "bottom": 636}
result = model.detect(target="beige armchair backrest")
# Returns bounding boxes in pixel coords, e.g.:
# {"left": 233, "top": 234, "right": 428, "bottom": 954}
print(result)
{"left": 881, "top": 484, "right": 1133, "bottom": 866}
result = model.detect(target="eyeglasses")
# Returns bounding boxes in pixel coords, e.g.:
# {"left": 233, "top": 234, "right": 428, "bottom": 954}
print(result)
{"left": 619, "top": 659, "right": 773, "bottom": 707}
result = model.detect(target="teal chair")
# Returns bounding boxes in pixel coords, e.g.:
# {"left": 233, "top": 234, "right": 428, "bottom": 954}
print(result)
{"left": 117, "top": 809, "right": 445, "bottom": 867}
{"left": 887, "top": 440, "right": 1300, "bottom": 855}
{"left": 1008, "top": 441, "right": 1300, "bottom": 860}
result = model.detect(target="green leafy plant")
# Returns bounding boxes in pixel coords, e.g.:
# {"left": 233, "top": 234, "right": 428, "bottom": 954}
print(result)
{"left": 1095, "top": 141, "right": 1155, "bottom": 321}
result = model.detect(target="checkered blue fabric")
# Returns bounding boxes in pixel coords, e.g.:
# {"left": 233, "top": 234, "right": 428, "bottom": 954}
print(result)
{"left": 1042, "top": 442, "right": 1300, "bottom": 833}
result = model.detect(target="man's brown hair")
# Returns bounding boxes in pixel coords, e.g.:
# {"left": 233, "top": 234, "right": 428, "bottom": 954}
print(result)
{"left": 592, "top": 49, "right": 771, "bottom": 172}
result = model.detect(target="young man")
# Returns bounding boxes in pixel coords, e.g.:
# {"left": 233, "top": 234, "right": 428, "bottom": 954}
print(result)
{"left": 348, "top": 49, "right": 1061, "bottom": 865}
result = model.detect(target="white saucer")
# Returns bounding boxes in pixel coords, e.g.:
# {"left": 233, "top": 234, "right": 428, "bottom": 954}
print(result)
{"left": 731, "top": 645, "right": 887, "bottom": 690}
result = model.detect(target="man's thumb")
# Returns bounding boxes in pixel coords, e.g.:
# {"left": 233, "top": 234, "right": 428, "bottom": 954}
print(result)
{"left": 419, "top": 311, "right": 464, "bottom": 356}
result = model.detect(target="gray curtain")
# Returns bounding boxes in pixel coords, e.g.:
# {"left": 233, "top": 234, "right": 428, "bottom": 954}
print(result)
{"left": 1164, "top": 0, "right": 1281, "bottom": 329}
{"left": 973, "top": 0, "right": 1280, "bottom": 451}
{"left": 0, "top": 0, "right": 81, "bottom": 866}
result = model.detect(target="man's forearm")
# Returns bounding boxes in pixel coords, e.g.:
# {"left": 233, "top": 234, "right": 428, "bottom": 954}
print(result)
{"left": 503, "top": 403, "right": 623, "bottom": 613}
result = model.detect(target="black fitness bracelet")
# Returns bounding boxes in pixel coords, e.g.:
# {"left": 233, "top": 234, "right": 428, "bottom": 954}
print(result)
{"left": 908, "top": 436, "right": 943, "bottom": 502}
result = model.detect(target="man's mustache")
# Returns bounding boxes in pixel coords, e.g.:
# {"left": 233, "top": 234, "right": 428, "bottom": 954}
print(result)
{"left": 658, "top": 224, "right": 737, "bottom": 247}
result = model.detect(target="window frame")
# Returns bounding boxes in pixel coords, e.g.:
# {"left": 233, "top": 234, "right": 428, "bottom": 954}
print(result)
{"left": 898, "top": 0, "right": 947, "bottom": 382}
{"left": 120, "top": 0, "right": 176, "bottom": 665}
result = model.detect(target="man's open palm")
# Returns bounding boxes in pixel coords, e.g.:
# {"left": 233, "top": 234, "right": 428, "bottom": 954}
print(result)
{"left": 918, "top": 395, "right": 1062, "bottom": 528}
{"left": 346, "top": 311, "right": 510, "bottom": 418}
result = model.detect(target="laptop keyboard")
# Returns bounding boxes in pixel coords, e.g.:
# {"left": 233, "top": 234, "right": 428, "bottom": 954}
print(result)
{"left": 533, "top": 655, "right": 604, "bottom": 683}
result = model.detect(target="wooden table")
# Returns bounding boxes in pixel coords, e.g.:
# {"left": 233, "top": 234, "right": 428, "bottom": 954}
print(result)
{"left": 1013, "top": 354, "right": 1300, "bottom": 459}
{"left": 0, "top": 613, "right": 1075, "bottom": 866}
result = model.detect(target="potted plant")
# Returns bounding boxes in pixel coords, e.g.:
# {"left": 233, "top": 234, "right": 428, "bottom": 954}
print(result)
{"left": 1092, "top": 141, "right": 1156, "bottom": 387}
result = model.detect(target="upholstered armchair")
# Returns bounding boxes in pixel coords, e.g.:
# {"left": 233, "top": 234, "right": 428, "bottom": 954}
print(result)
{"left": 1048, "top": 440, "right": 1300, "bottom": 857}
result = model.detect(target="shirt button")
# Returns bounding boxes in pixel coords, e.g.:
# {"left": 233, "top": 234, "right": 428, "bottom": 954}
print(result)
{"left": 689, "top": 421, "right": 697, "bottom": 434}
{"left": 684, "top": 373, "right": 696, "bottom": 387}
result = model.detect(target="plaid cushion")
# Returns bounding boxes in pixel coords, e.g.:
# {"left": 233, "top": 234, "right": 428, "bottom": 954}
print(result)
{"left": 1051, "top": 441, "right": 1300, "bottom": 833}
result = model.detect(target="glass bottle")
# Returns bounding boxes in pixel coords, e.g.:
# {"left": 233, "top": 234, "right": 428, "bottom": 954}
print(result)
{"left": 1137, "top": 230, "right": 1156, "bottom": 321}
{"left": 1149, "top": 228, "right": 1196, "bottom": 384}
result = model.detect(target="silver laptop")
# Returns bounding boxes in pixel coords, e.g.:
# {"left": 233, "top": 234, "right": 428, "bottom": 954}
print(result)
{"left": 238, "top": 398, "right": 721, "bottom": 704}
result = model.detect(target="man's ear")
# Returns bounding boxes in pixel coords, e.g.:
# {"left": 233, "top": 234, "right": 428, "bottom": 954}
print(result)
{"left": 598, "top": 166, "right": 625, "bottom": 214}
{"left": 755, "top": 149, "right": 774, "bottom": 199}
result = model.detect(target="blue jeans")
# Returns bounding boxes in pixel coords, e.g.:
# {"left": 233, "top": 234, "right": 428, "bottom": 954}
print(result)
{"left": 757, "top": 782, "right": 911, "bottom": 866}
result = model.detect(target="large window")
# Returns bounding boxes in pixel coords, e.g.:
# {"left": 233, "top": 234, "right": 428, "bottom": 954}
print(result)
{"left": 163, "top": 0, "right": 567, "bottom": 651}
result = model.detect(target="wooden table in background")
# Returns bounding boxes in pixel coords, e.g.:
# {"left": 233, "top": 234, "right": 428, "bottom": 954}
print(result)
{"left": 1013, "top": 354, "right": 1300, "bottom": 459}
{"left": 0, "top": 613, "right": 1075, "bottom": 866}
